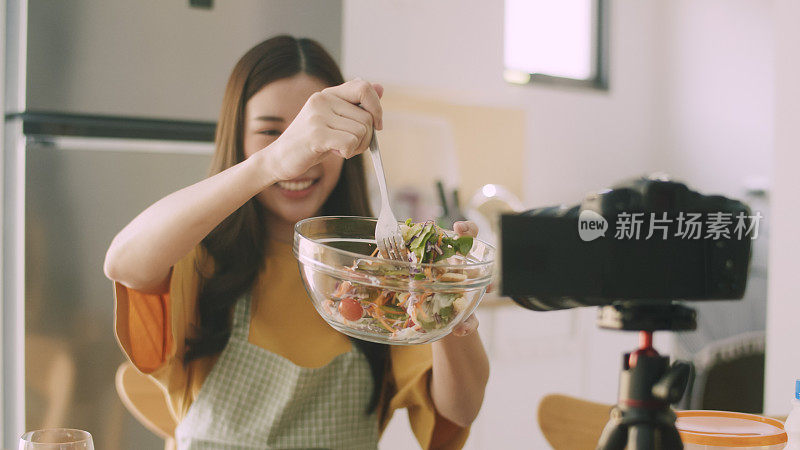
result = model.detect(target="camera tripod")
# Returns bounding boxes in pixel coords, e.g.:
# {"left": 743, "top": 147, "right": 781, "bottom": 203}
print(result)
{"left": 595, "top": 302, "right": 695, "bottom": 450}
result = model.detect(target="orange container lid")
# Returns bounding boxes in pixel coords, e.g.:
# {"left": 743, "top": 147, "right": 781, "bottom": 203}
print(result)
{"left": 676, "top": 410, "right": 787, "bottom": 447}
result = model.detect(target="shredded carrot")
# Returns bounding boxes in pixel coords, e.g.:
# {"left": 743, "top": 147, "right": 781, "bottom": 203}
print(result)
{"left": 375, "top": 291, "right": 390, "bottom": 306}
{"left": 367, "top": 304, "right": 395, "bottom": 332}
{"left": 376, "top": 314, "right": 395, "bottom": 332}
{"left": 397, "top": 293, "right": 409, "bottom": 307}
{"left": 370, "top": 247, "right": 380, "bottom": 257}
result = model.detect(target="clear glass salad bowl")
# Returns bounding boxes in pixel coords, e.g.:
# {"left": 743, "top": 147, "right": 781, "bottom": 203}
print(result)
{"left": 293, "top": 216, "right": 495, "bottom": 345}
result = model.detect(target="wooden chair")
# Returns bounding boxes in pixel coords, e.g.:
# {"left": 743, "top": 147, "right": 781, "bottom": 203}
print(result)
{"left": 537, "top": 394, "right": 613, "bottom": 450}
{"left": 686, "top": 331, "right": 766, "bottom": 413}
{"left": 115, "top": 361, "right": 177, "bottom": 450}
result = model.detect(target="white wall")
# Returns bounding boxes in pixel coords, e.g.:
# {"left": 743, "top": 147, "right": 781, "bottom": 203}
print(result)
{"left": 655, "top": 0, "right": 774, "bottom": 198}
{"left": 764, "top": 0, "right": 800, "bottom": 416}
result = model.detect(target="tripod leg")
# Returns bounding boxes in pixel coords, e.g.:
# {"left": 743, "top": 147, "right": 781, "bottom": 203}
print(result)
{"left": 630, "top": 424, "right": 655, "bottom": 450}
{"left": 661, "top": 422, "right": 684, "bottom": 450}
{"left": 596, "top": 409, "right": 628, "bottom": 450}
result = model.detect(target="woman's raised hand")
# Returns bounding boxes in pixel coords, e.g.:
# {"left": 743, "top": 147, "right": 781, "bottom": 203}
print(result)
{"left": 265, "top": 79, "right": 384, "bottom": 181}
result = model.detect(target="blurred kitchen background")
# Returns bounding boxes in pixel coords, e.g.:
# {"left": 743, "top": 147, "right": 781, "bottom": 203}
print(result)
{"left": 2, "top": 0, "right": 799, "bottom": 449}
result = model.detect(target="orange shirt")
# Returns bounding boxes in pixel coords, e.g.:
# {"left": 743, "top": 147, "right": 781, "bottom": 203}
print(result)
{"left": 113, "top": 239, "right": 468, "bottom": 449}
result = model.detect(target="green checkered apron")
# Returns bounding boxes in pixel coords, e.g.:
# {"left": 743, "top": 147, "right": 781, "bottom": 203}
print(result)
{"left": 175, "top": 294, "right": 379, "bottom": 449}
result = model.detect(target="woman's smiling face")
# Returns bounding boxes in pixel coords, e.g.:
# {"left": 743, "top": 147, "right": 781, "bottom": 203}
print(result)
{"left": 243, "top": 73, "right": 344, "bottom": 226}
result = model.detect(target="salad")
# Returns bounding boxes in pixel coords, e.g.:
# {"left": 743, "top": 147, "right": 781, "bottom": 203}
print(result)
{"left": 320, "top": 219, "right": 476, "bottom": 340}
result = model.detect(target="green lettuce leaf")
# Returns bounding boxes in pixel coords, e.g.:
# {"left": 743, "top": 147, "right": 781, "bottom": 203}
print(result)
{"left": 402, "top": 222, "right": 424, "bottom": 244}
{"left": 409, "top": 223, "right": 434, "bottom": 250}
{"left": 453, "top": 236, "right": 473, "bottom": 255}
{"left": 433, "top": 245, "right": 456, "bottom": 262}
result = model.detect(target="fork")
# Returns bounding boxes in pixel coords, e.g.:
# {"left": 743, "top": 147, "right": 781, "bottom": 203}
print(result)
{"left": 368, "top": 130, "right": 408, "bottom": 261}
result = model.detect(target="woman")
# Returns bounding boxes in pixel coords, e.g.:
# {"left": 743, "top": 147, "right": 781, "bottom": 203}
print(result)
{"left": 105, "top": 35, "right": 489, "bottom": 449}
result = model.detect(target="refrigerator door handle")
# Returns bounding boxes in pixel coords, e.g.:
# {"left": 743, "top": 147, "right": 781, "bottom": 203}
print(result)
{"left": 27, "top": 135, "right": 214, "bottom": 155}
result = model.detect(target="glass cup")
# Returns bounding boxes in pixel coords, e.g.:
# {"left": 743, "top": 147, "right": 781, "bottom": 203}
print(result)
{"left": 19, "top": 429, "right": 94, "bottom": 450}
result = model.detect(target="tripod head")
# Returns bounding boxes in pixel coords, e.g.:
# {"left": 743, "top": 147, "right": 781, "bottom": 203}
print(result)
{"left": 596, "top": 302, "right": 695, "bottom": 450}
{"left": 597, "top": 301, "right": 697, "bottom": 332}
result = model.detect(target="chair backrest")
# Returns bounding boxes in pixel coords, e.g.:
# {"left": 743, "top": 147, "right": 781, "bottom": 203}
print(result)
{"left": 689, "top": 330, "right": 766, "bottom": 413}
{"left": 537, "top": 394, "right": 612, "bottom": 450}
{"left": 115, "top": 361, "right": 177, "bottom": 443}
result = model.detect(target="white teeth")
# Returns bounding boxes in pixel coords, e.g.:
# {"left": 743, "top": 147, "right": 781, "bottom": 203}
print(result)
{"left": 277, "top": 179, "right": 314, "bottom": 191}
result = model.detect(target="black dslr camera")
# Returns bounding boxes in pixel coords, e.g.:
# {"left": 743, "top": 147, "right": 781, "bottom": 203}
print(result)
{"left": 498, "top": 176, "right": 757, "bottom": 450}
{"left": 500, "top": 177, "right": 752, "bottom": 312}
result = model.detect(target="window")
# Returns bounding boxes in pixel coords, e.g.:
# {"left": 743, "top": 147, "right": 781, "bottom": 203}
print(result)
{"left": 504, "top": 0, "right": 608, "bottom": 89}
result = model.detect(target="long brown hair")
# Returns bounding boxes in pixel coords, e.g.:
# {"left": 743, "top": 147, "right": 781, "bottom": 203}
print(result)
{"left": 184, "top": 35, "right": 387, "bottom": 411}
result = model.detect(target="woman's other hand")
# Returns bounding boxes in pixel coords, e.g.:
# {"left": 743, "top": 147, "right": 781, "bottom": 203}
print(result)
{"left": 265, "top": 79, "right": 384, "bottom": 181}
{"left": 431, "top": 219, "right": 490, "bottom": 427}
{"left": 451, "top": 221, "right": 480, "bottom": 337}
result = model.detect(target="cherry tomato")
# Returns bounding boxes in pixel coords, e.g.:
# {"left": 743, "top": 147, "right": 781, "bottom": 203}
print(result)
{"left": 338, "top": 297, "right": 363, "bottom": 321}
